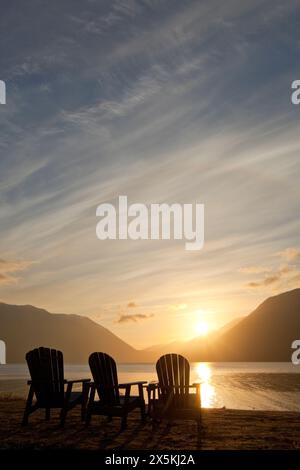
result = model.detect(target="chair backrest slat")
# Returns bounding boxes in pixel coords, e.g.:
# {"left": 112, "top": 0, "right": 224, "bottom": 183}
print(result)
{"left": 26, "top": 347, "right": 65, "bottom": 405}
{"left": 89, "top": 352, "right": 120, "bottom": 406}
{"left": 156, "top": 354, "right": 190, "bottom": 408}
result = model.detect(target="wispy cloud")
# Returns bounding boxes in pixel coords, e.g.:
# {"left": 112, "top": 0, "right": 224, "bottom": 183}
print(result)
{"left": 0, "top": 258, "right": 34, "bottom": 284}
{"left": 239, "top": 266, "right": 271, "bottom": 274}
{"left": 277, "top": 248, "right": 300, "bottom": 262}
{"left": 244, "top": 253, "right": 300, "bottom": 290}
{"left": 116, "top": 313, "right": 154, "bottom": 324}
{"left": 248, "top": 275, "right": 282, "bottom": 288}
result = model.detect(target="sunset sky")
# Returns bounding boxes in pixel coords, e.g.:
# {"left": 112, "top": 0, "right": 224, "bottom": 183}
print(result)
{"left": 1, "top": 0, "right": 300, "bottom": 348}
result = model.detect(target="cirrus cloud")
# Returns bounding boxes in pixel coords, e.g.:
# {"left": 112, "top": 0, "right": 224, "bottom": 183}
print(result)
{"left": 245, "top": 258, "right": 297, "bottom": 289}
{"left": 0, "top": 258, "right": 34, "bottom": 285}
{"left": 277, "top": 248, "right": 300, "bottom": 262}
{"left": 116, "top": 313, "right": 154, "bottom": 324}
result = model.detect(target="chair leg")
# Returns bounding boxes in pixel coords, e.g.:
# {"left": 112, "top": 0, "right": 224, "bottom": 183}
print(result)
{"left": 85, "top": 409, "right": 92, "bottom": 425}
{"left": 85, "top": 400, "right": 93, "bottom": 425}
{"left": 147, "top": 388, "right": 151, "bottom": 416}
{"left": 81, "top": 382, "right": 89, "bottom": 421}
{"left": 140, "top": 402, "right": 146, "bottom": 421}
{"left": 60, "top": 382, "right": 73, "bottom": 426}
{"left": 138, "top": 383, "right": 146, "bottom": 422}
{"left": 22, "top": 408, "right": 31, "bottom": 426}
{"left": 85, "top": 384, "right": 95, "bottom": 426}
{"left": 81, "top": 404, "right": 86, "bottom": 421}
{"left": 60, "top": 405, "right": 68, "bottom": 427}
{"left": 22, "top": 385, "right": 35, "bottom": 426}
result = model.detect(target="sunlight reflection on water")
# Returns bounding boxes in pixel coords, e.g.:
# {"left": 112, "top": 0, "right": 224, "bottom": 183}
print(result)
{"left": 195, "top": 363, "right": 216, "bottom": 408}
{"left": 2, "top": 363, "right": 300, "bottom": 411}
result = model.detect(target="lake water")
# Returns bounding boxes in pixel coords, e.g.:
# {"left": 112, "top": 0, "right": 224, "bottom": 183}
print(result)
{"left": 1, "top": 362, "right": 300, "bottom": 411}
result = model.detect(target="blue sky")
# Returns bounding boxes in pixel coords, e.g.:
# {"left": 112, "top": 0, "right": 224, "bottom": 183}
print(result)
{"left": 1, "top": 0, "right": 300, "bottom": 347}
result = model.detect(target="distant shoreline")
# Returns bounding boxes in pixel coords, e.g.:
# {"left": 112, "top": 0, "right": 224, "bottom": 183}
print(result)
{"left": 2, "top": 363, "right": 300, "bottom": 412}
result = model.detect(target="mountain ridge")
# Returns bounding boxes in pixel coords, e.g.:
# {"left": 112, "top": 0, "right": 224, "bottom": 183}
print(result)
{"left": 182, "top": 288, "right": 300, "bottom": 361}
{"left": 0, "top": 302, "right": 139, "bottom": 363}
{"left": 1, "top": 288, "right": 299, "bottom": 363}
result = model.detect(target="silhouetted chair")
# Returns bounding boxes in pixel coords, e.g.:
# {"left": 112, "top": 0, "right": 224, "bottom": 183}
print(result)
{"left": 86, "top": 352, "right": 146, "bottom": 430}
{"left": 22, "top": 347, "right": 90, "bottom": 426}
{"left": 148, "top": 354, "right": 201, "bottom": 425}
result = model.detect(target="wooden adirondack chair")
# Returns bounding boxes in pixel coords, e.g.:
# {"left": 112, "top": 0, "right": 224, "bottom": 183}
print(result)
{"left": 86, "top": 352, "right": 146, "bottom": 430}
{"left": 22, "top": 347, "right": 90, "bottom": 426}
{"left": 148, "top": 354, "right": 201, "bottom": 425}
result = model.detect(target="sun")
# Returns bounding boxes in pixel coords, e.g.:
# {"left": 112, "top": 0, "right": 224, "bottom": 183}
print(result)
{"left": 195, "top": 321, "right": 209, "bottom": 336}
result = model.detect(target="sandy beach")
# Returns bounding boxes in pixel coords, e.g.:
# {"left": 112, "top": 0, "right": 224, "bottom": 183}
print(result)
{"left": 1, "top": 397, "right": 300, "bottom": 450}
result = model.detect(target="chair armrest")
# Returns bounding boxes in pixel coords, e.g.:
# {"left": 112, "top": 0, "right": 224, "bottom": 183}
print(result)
{"left": 65, "top": 379, "right": 91, "bottom": 385}
{"left": 88, "top": 382, "right": 119, "bottom": 392}
{"left": 146, "top": 381, "right": 159, "bottom": 390}
{"left": 161, "top": 384, "right": 202, "bottom": 390}
{"left": 118, "top": 381, "right": 147, "bottom": 388}
{"left": 27, "top": 379, "right": 69, "bottom": 385}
